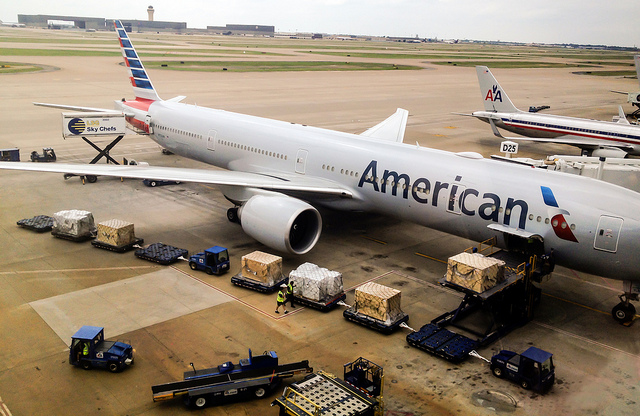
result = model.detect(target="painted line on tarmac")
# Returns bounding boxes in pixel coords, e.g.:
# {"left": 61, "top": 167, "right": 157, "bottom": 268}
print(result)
{"left": 0, "top": 397, "right": 13, "bottom": 416}
{"left": 169, "top": 265, "right": 303, "bottom": 320}
{"left": 0, "top": 265, "right": 158, "bottom": 275}
{"left": 533, "top": 321, "right": 640, "bottom": 359}
{"left": 414, "top": 252, "right": 448, "bottom": 264}
{"left": 361, "top": 236, "right": 387, "bottom": 245}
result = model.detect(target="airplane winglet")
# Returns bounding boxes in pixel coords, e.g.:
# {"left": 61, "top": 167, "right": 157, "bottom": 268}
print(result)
{"left": 360, "top": 108, "right": 409, "bottom": 143}
{"left": 617, "top": 106, "right": 630, "bottom": 125}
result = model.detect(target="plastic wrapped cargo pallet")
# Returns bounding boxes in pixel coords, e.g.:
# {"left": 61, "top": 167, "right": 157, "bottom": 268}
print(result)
{"left": 96, "top": 219, "right": 136, "bottom": 246}
{"left": 445, "top": 252, "right": 505, "bottom": 293}
{"left": 241, "top": 251, "right": 282, "bottom": 285}
{"left": 289, "top": 262, "right": 343, "bottom": 301}
{"left": 52, "top": 210, "right": 96, "bottom": 238}
{"left": 354, "top": 282, "right": 404, "bottom": 324}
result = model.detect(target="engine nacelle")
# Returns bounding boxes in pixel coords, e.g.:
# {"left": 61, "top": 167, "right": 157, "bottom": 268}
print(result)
{"left": 238, "top": 195, "right": 322, "bottom": 255}
{"left": 591, "top": 147, "right": 628, "bottom": 159}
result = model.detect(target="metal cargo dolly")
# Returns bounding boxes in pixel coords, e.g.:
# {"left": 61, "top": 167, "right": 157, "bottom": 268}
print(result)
{"left": 293, "top": 292, "right": 347, "bottom": 312}
{"left": 343, "top": 307, "right": 409, "bottom": 335}
{"left": 231, "top": 273, "right": 288, "bottom": 293}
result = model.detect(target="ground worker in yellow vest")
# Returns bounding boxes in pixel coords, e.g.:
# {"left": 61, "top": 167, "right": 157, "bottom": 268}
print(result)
{"left": 285, "top": 280, "right": 296, "bottom": 308}
{"left": 275, "top": 284, "right": 288, "bottom": 314}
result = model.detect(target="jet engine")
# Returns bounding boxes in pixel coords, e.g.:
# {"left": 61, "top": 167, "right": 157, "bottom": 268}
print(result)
{"left": 591, "top": 146, "right": 629, "bottom": 158}
{"left": 238, "top": 195, "right": 322, "bottom": 255}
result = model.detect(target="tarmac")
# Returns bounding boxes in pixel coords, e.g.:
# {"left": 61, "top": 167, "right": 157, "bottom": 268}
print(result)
{"left": 0, "top": 28, "right": 639, "bottom": 416}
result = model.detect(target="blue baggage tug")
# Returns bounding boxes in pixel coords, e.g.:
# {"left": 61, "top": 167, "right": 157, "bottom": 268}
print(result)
{"left": 490, "top": 346, "right": 555, "bottom": 393}
{"left": 189, "top": 246, "right": 230, "bottom": 275}
{"left": 69, "top": 326, "right": 134, "bottom": 373}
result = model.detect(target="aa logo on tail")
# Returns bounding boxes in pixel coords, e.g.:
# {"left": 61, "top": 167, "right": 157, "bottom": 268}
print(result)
{"left": 485, "top": 85, "right": 503, "bottom": 102}
{"left": 541, "top": 186, "right": 578, "bottom": 243}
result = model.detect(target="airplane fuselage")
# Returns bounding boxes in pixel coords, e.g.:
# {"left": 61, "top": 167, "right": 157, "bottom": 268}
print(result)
{"left": 473, "top": 110, "right": 640, "bottom": 155}
{"left": 134, "top": 99, "right": 640, "bottom": 281}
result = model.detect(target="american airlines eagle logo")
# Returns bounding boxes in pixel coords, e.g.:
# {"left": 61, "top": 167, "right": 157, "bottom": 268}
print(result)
{"left": 541, "top": 186, "right": 578, "bottom": 243}
{"left": 485, "top": 84, "right": 503, "bottom": 102}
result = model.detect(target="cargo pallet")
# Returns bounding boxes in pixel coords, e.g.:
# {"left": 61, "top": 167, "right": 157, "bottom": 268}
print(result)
{"left": 135, "top": 243, "right": 188, "bottom": 265}
{"left": 17, "top": 215, "right": 54, "bottom": 232}
{"left": 343, "top": 307, "right": 409, "bottom": 335}
{"left": 293, "top": 292, "right": 346, "bottom": 312}
{"left": 407, "top": 246, "right": 543, "bottom": 362}
{"left": 51, "top": 230, "right": 96, "bottom": 242}
{"left": 231, "top": 273, "right": 287, "bottom": 293}
{"left": 92, "top": 237, "right": 144, "bottom": 253}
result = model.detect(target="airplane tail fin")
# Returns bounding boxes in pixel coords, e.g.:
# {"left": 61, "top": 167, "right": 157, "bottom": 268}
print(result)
{"left": 476, "top": 66, "right": 519, "bottom": 113}
{"left": 635, "top": 55, "right": 640, "bottom": 88}
{"left": 114, "top": 20, "right": 161, "bottom": 102}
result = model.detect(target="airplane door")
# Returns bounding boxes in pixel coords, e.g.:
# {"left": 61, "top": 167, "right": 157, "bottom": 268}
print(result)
{"left": 446, "top": 184, "right": 466, "bottom": 215}
{"left": 594, "top": 215, "right": 623, "bottom": 253}
{"left": 145, "top": 115, "right": 153, "bottom": 134}
{"left": 207, "top": 130, "right": 217, "bottom": 151}
{"left": 295, "top": 149, "right": 308, "bottom": 174}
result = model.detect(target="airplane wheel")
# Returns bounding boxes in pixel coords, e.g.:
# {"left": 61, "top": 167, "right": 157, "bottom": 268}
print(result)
{"left": 612, "top": 302, "right": 636, "bottom": 324}
{"left": 227, "top": 207, "right": 239, "bottom": 223}
{"left": 491, "top": 366, "right": 503, "bottom": 378}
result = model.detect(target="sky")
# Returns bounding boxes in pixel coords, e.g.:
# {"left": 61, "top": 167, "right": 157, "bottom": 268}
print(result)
{"left": 1, "top": 0, "right": 638, "bottom": 47}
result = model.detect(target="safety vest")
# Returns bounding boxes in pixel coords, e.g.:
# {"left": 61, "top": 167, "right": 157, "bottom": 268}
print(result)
{"left": 287, "top": 282, "right": 293, "bottom": 295}
{"left": 83, "top": 343, "right": 89, "bottom": 356}
{"left": 277, "top": 290, "right": 285, "bottom": 303}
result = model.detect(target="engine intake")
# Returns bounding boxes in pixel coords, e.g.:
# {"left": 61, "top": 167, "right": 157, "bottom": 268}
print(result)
{"left": 239, "top": 195, "right": 322, "bottom": 255}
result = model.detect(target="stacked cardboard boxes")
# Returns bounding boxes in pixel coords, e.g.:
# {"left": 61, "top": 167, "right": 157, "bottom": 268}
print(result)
{"left": 51, "top": 210, "right": 96, "bottom": 239}
{"left": 96, "top": 219, "right": 136, "bottom": 247}
{"left": 445, "top": 252, "right": 505, "bottom": 293}
{"left": 354, "top": 282, "right": 404, "bottom": 324}
{"left": 289, "top": 263, "right": 343, "bottom": 301}
{"left": 241, "top": 251, "right": 283, "bottom": 286}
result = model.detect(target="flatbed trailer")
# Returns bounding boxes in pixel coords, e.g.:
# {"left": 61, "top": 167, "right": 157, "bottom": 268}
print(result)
{"left": 293, "top": 292, "right": 346, "bottom": 312}
{"left": 135, "top": 243, "right": 188, "bottom": 265}
{"left": 231, "top": 273, "right": 288, "bottom": 293}
{"left": 343, "top": 307, "right": 409, "bottom": 334}
{"left": 407, "top": 246, "right": 543, "bottom": 362}
{"left": 17, "top": 215, "right": 54, "bottom": 232}
{"left": 152, "top": 350, "right": 312, "bottom": 409}
{"left": 92, "top": 237, "right": 144, "bottom": 253}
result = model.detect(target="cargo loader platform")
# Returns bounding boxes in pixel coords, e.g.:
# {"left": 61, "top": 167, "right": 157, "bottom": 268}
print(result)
{"left": 17, "top": 215, "right": 54, "bottom": 232}
{"left": 407, "top": 246, "right": 544, "bottom": 362}
{"left": 135, "top": 242, "right": 188, "bottom": 265}
{"left": 271, "top": 357, "right": 383, "bottom": 416}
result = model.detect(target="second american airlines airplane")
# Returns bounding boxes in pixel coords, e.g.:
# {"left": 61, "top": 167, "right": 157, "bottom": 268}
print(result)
{"left": 2, "top": 21, "right": 640, "bottom": 323}
{"left": 470, "top": 66, "right": 640, "bottom": 158}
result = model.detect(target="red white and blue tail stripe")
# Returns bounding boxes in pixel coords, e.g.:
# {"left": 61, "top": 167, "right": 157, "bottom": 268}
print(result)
{"left": 114, "top": 20, "right": 161, "bottom": 102}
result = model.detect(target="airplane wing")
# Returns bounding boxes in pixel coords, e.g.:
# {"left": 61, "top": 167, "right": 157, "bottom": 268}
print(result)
{"left": 360, "top": 108, "right": 408, "bottom": 143}
{"left": 34, "top": 102, "right": 120, "bottom": 113}
{"left": 0, "top": 162, "right": 353, "bottom": 197}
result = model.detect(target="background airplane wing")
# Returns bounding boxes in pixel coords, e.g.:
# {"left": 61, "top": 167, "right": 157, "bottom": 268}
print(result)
{"left": 0, "top": 162, "right": 353, "bottom": 197}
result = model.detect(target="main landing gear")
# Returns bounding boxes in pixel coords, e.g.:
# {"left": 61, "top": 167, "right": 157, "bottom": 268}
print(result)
{"left": 612, "top": 281, "right": 639, "bottom": 324}
{"left": 227, "top": 207, "right": 240, "bottom": 224}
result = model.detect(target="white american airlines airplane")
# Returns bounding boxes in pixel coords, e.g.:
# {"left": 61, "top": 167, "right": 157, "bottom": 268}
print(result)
{"left": 1, "top": 21, "right": 640, "bottom": 323}
{"left": 470, "top": 66, "right": 640, "bottom": 158}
